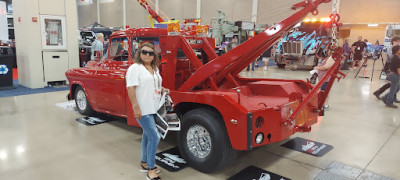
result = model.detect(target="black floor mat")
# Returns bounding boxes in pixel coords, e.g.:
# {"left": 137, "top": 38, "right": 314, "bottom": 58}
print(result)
{"left": 75, "top": 113, "right": 115, "bottom": 126}
{"left": 227, "top": 165, "right": 291, "bottom": 180}
{"left": 155, "top": 147, "right": 187, "bottom": 172}
{"left": 281, "top": 137, "right": 333, "bottom": 157}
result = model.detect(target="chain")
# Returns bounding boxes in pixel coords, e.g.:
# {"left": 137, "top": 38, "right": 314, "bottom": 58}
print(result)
{"left": 330, "top": 0, "right": 339, "bottom": 46}
{"left": 332, "top": 0, "right": 337, "bottom": 15}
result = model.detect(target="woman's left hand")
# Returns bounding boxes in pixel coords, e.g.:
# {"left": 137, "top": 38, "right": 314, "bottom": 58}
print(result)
{"left": 163, "top": 88, "right": 170, "bottom": 95}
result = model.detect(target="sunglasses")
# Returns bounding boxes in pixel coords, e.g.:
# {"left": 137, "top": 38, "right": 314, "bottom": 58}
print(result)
{"left": 141, "top": 50, "right": 155, "bottom": 56}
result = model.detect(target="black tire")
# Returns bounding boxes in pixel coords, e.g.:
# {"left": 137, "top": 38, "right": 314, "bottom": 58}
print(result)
{"left": 177, "top": 108, "right": 238, "bottom": 173}
{"left": 74, "top": 86, "right": 95, "bottom": 116}
{"left": 277, "top": 63, "right": 286, "bottom": 68}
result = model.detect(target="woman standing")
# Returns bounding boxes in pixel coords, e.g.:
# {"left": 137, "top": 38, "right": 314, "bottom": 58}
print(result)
{"left": 126, "top": 42, "right": 169, "bottom": 180}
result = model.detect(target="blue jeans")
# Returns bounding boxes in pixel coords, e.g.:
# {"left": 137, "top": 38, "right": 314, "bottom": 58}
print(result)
{"left": 137, "top": 114, "right": 160, "bottom": 168}
{"left": 383, "top": 73, "right": 400, "bottom": 105}
{"left": 247, "top": 61, "right": 256, "bottom": 71}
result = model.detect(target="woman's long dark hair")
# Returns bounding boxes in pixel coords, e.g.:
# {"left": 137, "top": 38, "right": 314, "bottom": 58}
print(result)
{"left": 134, "top": 42, "right": 160, "bottom": 69}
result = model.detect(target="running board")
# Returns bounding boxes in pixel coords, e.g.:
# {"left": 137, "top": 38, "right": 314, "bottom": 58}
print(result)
{"left": 155, "top": 113, "right": 181, "bottom": 139}
{"left": 156, "top": 93, "right": 181, "bottom": 139}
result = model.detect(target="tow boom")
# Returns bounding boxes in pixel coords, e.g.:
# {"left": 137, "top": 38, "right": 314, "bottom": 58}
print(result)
{"left": 179, "top": 0, "right": 332, "bottom": 91}
{"left": 137, "top": 0, "right": 165, "bottom": 23}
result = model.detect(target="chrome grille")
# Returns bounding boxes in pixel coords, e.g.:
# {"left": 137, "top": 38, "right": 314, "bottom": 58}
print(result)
{"left": 282, "top": 41, "right": 302, "bottom": 55}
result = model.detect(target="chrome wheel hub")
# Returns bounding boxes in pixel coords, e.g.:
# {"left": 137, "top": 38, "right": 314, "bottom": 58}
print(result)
{"left": 186, "top": 125, "right": 211, "bottom": 159}
{"left": 76, "top": 90, "right": 87, "bottom": 111}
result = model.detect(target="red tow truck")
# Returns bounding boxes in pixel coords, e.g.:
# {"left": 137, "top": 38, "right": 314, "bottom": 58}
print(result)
{"left": 66, "top": 0, "right": 345, "bottom": 173}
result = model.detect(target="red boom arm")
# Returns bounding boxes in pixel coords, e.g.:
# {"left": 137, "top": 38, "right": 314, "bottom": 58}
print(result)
{"left": 137, "top": 0, "right": 165, "bottom": 23}
{"left": 178, "top": 0, "right": 332, "bottom": 91}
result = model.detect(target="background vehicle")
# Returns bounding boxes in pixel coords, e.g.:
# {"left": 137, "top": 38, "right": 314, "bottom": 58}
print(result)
{"left": 275, "top": 18, "right": 333, "bottom": 70}
{"left": 384, "top": 24, "right": 400, "bottom": 53}
{"left": 78, "top": 23, "right": 113, "bottom": 67}
{"left": 66, "top": 0, "right": 343, "bottom": 173}
{"left": 78, "top": 30, "right": 95, "bottom": 67}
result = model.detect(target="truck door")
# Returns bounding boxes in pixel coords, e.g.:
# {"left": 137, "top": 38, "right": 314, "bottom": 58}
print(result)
{"left": 93, "top": 37, "right": 130, "bottom": 116}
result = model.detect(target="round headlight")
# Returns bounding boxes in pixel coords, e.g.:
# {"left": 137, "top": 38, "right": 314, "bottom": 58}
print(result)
{"left": 255, "top": 133, "right": 264, "bottom": 144}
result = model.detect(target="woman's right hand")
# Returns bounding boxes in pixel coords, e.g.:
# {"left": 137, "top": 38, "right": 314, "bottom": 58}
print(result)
{"left": 133, "top": 106, "right": 142, "bottom": 119}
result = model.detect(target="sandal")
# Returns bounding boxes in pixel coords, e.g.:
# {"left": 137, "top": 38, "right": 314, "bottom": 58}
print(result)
{"left": 146, "top": 174, "right": 161, "bottom": 180}
{"left": 146, "top": 167, "right": 162, "bottom": 180}
{"left": 140, "top": 163, "right": 160, "bottom": 173}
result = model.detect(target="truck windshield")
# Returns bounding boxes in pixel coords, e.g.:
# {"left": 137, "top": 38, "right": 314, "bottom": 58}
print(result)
{"left": 110, "top": 37, "right": 129, "bottom": 61}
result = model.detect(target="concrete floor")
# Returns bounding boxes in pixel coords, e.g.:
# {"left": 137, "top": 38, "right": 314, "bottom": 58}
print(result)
{"left": 1, "top": 61, "right": 399, "bottom": 180}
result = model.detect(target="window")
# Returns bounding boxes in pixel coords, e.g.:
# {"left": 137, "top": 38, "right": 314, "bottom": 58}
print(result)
{"left": 110, "top": 37, "right": 129, "bottom": 61}
{"left": 7, "top": 18, "right": 13, "bottom": 28}
{"left": 40, "top": 15, "right": 67, "bottom": 50}
{"left": 131, "top": 37, "right": 160, "bottom": 57}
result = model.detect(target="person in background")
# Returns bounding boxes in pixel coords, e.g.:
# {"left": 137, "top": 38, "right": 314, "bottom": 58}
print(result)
{"left": 351, "top": 36, "right": 367, "bottom": 69}
{"left": 373, "top": 36, "right": 400, "bottom": 100}
{"left": 225, "top": 36, "right": 238, "bottom": 52}
{"left": 341, "top": 39, "right": 351, "bottom": 70}
{"left": 310, "top": 44, "right": 332, "bottom": 84}
{"left": 381, "top": 45, "right": 400, "bottom": 108}
{"left": 312, "top": 44, "right": 342, "bottom": 109}
{"left": 245, "top": 36, "right": 257, "bottom": 71}
{"left": 312, "top": 44, "right": 336, "bottom": 87}
{"left": 91, "top": 33, "right": 104, "bottom": 60}
{"left": 126, "top": 42, "right": 169, "bottom": 180}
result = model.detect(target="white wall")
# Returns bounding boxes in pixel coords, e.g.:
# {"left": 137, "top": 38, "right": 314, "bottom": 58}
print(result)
{"left": 13, "top": 0, "right": 44, "bottom": 88}
{"left": 13, "top": 0, "right": 78, "bottom": 88}
{"left": 0, "top": 1, "right": 8, "bottom": 41}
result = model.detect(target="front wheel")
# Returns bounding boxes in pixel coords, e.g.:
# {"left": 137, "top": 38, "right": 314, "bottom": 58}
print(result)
{"left": 75, "top": 86, "right": 95, "bottom": 116}
{"left": 177, "top": 108, "right": 238, "bottom": 173}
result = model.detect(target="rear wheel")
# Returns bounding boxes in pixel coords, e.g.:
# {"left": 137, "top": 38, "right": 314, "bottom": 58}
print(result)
{"left": 75, "top": 86, "right": 95, "bottom": 116}
{"left": 177, "top": 108, "right": 238, "bottom": 173}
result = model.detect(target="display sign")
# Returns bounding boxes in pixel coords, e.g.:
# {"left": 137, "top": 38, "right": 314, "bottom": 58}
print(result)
{"left": 155, "top": 147, "right": 187, "bottom": 172}
{"left": 0, "top": 64, "right": 9, "bottom": 75}
{"left": 228, "top": 165, "right": 291, "bottom": 180}
{"left": 281, "top": 137, "right": 333, "bottom": 157}
{"left": 0, "top": 49, "right": 13, "bottom": 88}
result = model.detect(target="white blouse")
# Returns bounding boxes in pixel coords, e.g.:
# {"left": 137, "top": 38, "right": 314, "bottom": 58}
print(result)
{"left": 126, "top": 63, "right": 162, "bottom": 116}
